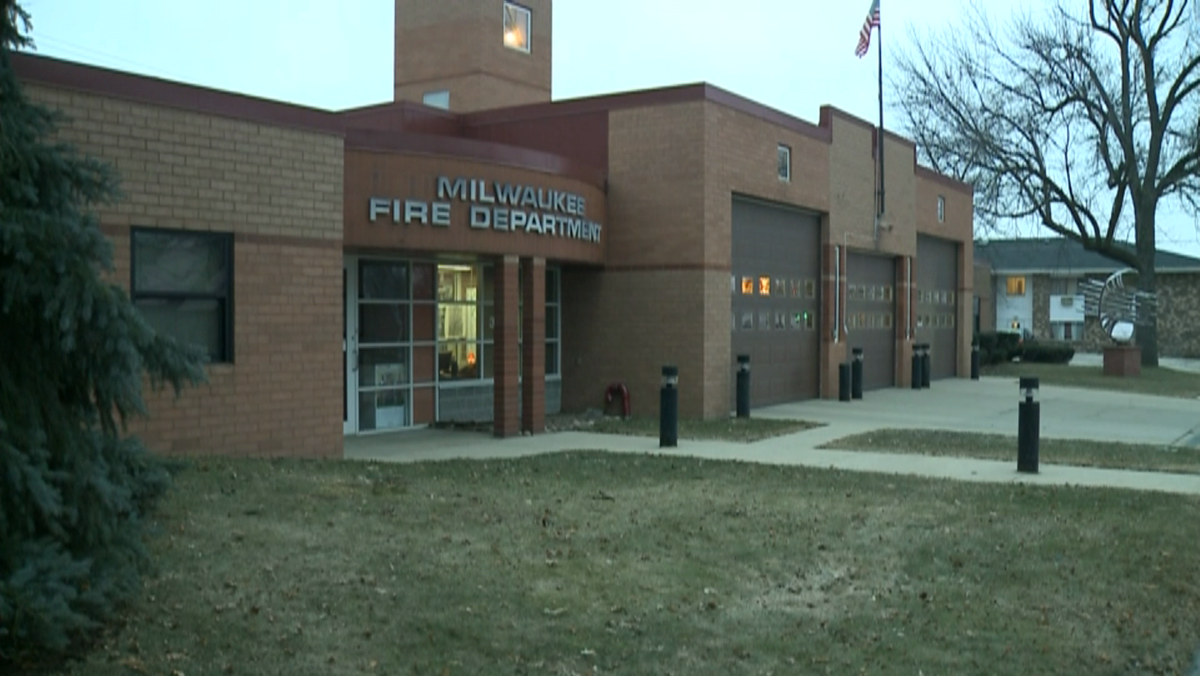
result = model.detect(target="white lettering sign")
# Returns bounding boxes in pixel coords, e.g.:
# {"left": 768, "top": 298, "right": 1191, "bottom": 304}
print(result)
{"left": 371, "top": 176, "right": 602, "bottom": 244}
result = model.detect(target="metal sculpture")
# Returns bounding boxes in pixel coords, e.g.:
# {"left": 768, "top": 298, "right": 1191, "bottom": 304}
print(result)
{"left": 1079, "top": 268, "right": 1156, "bottom": 343}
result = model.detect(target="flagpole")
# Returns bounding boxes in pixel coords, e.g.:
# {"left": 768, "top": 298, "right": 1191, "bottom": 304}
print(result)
{"left": 877, "top": 6, "right": 885, "bottom": 219}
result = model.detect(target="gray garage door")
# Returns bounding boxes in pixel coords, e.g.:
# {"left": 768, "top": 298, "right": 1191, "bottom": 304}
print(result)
{"left": 916, "top": 235, "right": 959, "bottom": 380}
{"left": 731, "top": 198, "right": 821, "bottom": 406}
{"left": 846, "top": 252, "right": 896, "bottom": 390}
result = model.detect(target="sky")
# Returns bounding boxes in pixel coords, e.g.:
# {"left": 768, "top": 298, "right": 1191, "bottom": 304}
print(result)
{"left": 14, "top": 0, "right": 1200, "bottom": 257}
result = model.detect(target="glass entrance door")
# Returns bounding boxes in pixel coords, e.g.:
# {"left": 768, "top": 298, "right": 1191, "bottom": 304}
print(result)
{"left": 348, "top": 257, "right": 414, "bottom": 433}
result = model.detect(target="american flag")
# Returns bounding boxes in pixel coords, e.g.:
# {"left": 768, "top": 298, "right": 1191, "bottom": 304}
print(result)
{"left": 855, "top": 0, "right": 880, "bottom": 58}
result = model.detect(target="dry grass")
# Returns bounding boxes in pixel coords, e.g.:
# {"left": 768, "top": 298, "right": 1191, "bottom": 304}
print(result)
{"left": 549, "top": 414, "right": 822, "bottom": 442}
{"left": 983, "top": 361, "right": 1200, "bottom": 399}
{"left": 36, "top": 453, "right": 1200, "bottom": 676}
{"left": 821, "top": 429, "right": 1200, "bottom": 474}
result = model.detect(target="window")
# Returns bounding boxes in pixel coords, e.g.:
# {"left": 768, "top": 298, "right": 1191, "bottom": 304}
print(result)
{"left": 358, "top": 260, "right": 414, "bottom": 431}
{"left": 545, "top": 268, "right": 561, "bottom": 376}
{"left": 132, "top": 229, "right": 232, "bottom": 362}
{"left": 777, "top": 144, "right": 791, "bottom": 182}
{"left": 1049, "top": 277, "right": 1076, "bottom": 296}
{"left": 937, "top": 195, "right": 946, "bottom": 223}
{"left": 438, "top": 265, "right": 480, "bottom": 381}
{"left": 422, "top": 90, "right": 450, "bottom": 110}
{"left": 1006, "top": 276, "right": 1026, "bottom": 296}
{"left": 503, "top": 1, "right": 531, "bottom": 52}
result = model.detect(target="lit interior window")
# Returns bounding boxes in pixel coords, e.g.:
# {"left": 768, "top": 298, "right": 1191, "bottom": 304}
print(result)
{"left": 503, "top": 2, "right": 531, "bottom": 53}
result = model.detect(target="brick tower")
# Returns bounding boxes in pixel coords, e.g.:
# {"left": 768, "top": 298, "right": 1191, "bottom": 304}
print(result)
{"left": 393, "top": 0, "right": 552, "bottom": 113}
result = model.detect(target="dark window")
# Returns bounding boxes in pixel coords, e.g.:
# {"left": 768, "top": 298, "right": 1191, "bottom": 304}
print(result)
{"left": 132, "top": 228, "right": 233, "bottom": 362}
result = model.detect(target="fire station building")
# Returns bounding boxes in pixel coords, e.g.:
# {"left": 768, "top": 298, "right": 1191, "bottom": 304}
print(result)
{"left": 12, "top": 0, "right": 974, "bottom": 458}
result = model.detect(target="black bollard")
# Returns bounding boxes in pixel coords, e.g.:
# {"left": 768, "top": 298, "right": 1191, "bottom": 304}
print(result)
{"left": 921, "top": 343, "right": 932, "bottom": 389}
{"left": 911, "top": 345, "right": 923, "bottom": 390}
{"left": 1017, "top": 377, "right": 1040, "bottom": 473}
{"left": 735, "top": 354, "right": 751, "bottom": 419}
{"left": 851, "top": 348, "right": 864, "bottom": 400}
{"left": 659, "top": 366, "right": 679, "bottom": 448}
{"left": 838, "top": 362, "right": 851, "bottom": 402}
{"left": 970, "top": 342, "right": 980, "bottom": 380}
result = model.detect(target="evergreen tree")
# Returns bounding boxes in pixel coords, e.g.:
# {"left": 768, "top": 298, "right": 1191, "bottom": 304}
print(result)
{"left": 0, "top": 0, "right": 205, "bottom": 662}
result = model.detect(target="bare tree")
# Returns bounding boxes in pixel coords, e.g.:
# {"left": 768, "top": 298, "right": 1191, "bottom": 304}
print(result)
{"left": 895, "top": 0, "right": 1200, "bottom": 366}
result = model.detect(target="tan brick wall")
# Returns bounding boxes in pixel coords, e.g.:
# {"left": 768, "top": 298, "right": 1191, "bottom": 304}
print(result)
{"left": 916, "top": 170, "right": 974, "bottom": 375}
{"left": 560, "top": 102, "right": 713, "bottom": 417}
{"left": 575, "top": 101, "right": 975, "bottom": 416}
{"left": 702, "top": 102, "right": 830, "bottom": 413}
{"left": 394, "top": 0, "right": 552, "bottom": 112}
{"left": 561, "top": 268, "right": 718, "bottom": 419}
{"left": 394, "top": 74, "right": 549, "bottom": 113}
{"left": 28, "top": 84, "right": 345, "bottom": 458}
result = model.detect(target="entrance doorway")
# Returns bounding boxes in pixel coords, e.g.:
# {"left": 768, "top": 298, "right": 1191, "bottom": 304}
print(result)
{"left": 344, "top": 256, "right": 414, "bottom": 434}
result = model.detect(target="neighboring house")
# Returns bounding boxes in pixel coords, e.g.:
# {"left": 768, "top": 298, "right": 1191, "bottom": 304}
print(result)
{"left": 974, "top": 238, "right": 1200, "bottom": 356}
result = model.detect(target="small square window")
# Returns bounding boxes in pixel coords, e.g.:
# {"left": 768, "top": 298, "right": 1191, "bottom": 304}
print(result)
{"left": 422, "top": 90, "right": 450, "bottom": 110}
{"left": 758, "top": 276, "right": 771, "bottom": 296}
{"left": 1006, "top": 276, "right": 1026, "bottom": 296}
{"left": 777, "top": 144, "right": 791, "bottom": 182}
{"left": 937, "top": 195, "right": 946, "bottom": 223}
{"left": 741, "top": 277, "right": 755, "bottom": 295}
{"left": 503, "top": 1, "right": 532, "bottom": 53}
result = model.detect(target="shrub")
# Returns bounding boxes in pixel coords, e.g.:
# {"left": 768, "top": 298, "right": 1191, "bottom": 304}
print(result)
{"left": 1020, "top": 340, "right": 1076, "bottom": 364}
{"left": 976, "top": 331, "right": 1023, "bottom": 365}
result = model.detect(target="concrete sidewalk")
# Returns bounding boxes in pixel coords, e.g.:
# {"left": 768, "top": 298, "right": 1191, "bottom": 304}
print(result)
{"left": 345, "top": 377, "right": 1200, "bottom": 496}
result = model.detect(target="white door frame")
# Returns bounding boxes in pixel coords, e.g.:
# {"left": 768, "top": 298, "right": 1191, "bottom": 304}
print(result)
{"left": 343, "top": 256, "right": 359, "bottom": 435}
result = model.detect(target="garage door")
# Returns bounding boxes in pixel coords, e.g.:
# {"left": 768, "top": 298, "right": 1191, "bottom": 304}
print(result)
{"left": 731, "top": 198, "right": 821, "bottom": 406}
{"left": 846, "top": 253, "right": 897, "bottom": 390}
{"left": 916, "top": 235, "right": 959, "bottom": 380}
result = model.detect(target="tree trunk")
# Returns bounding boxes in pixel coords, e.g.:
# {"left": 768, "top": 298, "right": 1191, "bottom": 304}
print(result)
{"left": 1135, "top": 209, "right": 1160, "bottom": 367}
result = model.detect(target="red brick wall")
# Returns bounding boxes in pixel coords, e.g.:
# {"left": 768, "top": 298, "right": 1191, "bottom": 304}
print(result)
{"left": 27, "top": 84, "right": 345, "bottom": 458}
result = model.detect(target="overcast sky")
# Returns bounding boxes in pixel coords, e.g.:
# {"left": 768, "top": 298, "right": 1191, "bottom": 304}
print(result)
{"left": 15, "top": 0, "right": 1200, "bottom": 257}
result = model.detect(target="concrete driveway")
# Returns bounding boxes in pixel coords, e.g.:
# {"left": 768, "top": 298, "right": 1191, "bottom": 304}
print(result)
{"left": 755, "top": 375, "right": 1200, "bottom": 448}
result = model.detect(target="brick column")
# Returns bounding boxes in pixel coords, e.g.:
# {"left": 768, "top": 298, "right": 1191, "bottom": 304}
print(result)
{"left": 821, "top": 243, "right": 848, "bottom": 399}
{"left": 896, "top": 255, "right": 913, "bottom": 387}
{"left": 493, "top": 255, "right": 520, "bottom": 437}
{"left": 521, "top": 257, "right": 546, "bottom": 434}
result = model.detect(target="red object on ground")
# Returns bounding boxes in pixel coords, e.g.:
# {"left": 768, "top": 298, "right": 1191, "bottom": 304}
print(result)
{"left": 604, "top": 383, "right": 630, "bottom": 419}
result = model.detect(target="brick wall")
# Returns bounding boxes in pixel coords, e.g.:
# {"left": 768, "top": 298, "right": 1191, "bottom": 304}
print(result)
{"left": 1031, "top": 274, "right": 1052, "bottom": 339}
{"left": 1072, "top": 272, "right": 1200, "bottom": 357}
{"left": 27, "top": 84, "right": 345, "bottom": 458}
{"left": 915, "top": 169, "right": 974, "bottom": 376}
{"left": 561, "top": 268, "right": 717, "bottom": 419}
{"left": 393, "top": 0, "right": 552, "bottom": 112}
{"left": 703, "top": 101, "right": 829, "bottom": 409}
{"left": 973, "top": 263, "right": 995, "bottom": 334}
{"left": 1155, "top": 273, "right": 1200, "bottom": 357}
{"left": 560, "top": 103, "right": 715, "bottom": 417}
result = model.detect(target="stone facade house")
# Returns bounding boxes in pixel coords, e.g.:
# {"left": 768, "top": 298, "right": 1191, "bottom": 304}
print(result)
{"left": 975, "top": 238, "right": 1200, "bottom": 356}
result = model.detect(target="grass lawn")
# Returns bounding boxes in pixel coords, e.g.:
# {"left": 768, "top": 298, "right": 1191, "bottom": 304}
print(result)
{"left": 37, "top": 453, "right": 1200, "bottom": 676}
{"left": 821, "top": 429, "right": 1200, "bottom": 475}
{"left": 551, "top": 415, "right": 822, "bottom": 442}
{"left": 982, "top": 361, "right": 1200, "bottom": 399}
